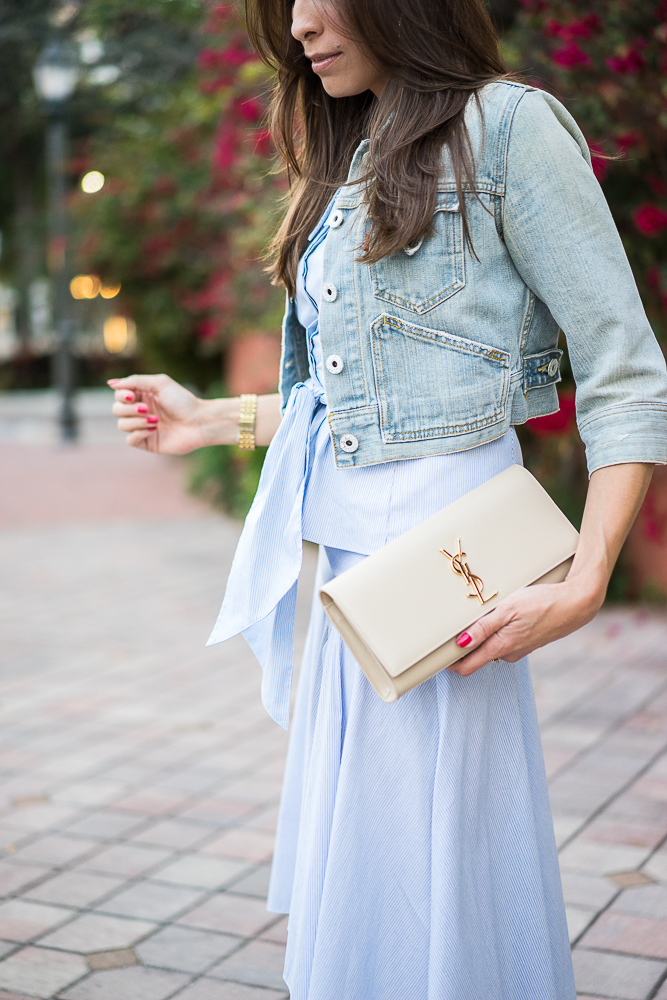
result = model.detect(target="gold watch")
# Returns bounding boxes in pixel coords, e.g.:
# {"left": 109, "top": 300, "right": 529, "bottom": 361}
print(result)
{"left": 238, "top": 393, "right": 257, "bottom": 450}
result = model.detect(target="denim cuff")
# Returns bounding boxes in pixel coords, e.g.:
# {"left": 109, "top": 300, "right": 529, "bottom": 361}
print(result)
{"left": 580, "top": 402, "right": 667, "bottom": 475}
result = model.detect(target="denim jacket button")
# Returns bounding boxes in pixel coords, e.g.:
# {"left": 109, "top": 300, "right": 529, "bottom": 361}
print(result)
{"left": 330, "top": 210, "right": 344, "bottom": 229}
{"left": 326, "top": 354, "right": 344, "bottom": 374}
{"left": 339, "top": 433, "right": 358, "bottom": 453}
{"left": 547, "top": 358, "right": 559, "bottom": 377}
{"left": 323, "top": 283, "right": 338, "bottom": 302}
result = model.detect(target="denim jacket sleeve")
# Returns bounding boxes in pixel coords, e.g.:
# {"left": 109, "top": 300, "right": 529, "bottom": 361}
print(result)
{"left": 502, "top": 88, "right": 667, "bottom": 474}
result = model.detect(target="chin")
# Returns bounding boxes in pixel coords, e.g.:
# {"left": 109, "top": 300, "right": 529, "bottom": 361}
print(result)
{"left": 320, "top": 79, "right": 371, "bottom": 98}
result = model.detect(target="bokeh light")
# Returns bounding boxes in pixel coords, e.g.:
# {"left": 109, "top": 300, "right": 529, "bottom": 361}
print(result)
{"left": 70, "top": 274, "right": 101, "bottom": 299}
{"left": 81, "top": 170, "right": 105, "bottom": 193}
{"left": 100, "top": 282, "right": 121, "bottom": 299}
{"left": 104, "top": 316, "right": 136, "bottom": 354}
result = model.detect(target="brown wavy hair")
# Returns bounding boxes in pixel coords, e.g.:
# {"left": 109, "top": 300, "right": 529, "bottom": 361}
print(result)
{"left": 246, "top": 0, "right": 507, "bottom": 296}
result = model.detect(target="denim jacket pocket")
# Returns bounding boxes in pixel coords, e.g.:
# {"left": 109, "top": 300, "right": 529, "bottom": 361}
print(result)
{"left": 369, "top": 195, "right": 465, "bottom": 314}
{"left": 371, "top": 314, "right": 510, "bottom": 442}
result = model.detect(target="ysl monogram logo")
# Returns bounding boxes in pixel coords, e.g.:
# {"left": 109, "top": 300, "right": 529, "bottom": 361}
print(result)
{"left": 440, "top": 538, "right": 498, "bottom": 606}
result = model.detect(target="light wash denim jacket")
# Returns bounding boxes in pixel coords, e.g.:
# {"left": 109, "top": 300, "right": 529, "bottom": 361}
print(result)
{"left": 279, "top": 80, "right": 667, "bottom": 474}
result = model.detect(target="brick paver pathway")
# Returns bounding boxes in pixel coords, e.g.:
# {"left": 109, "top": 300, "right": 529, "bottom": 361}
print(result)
{"left": 0, "top": 392, "right": 666, "bottom": 1000}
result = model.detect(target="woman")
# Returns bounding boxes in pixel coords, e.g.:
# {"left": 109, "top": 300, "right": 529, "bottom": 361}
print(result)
{"left": 109, "top": 0, "right": 667, "bottom": 996}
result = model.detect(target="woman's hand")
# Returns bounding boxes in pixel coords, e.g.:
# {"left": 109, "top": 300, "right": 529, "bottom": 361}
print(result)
{"left": 109, "top": 374, "right": 283, "bottom": 452}
{"left": 450, "top": 462, "right": 654, "bottom": 675}
{"left": 448, "top": 577, "right": 599, "bottom": 675}
{"left": 109, "top": 374, "right": 220, "bottom": 454}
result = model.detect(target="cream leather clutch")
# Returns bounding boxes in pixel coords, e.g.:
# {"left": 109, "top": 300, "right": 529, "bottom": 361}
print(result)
{"left": 319, "top": 465, "right": 579, "bottom": 703}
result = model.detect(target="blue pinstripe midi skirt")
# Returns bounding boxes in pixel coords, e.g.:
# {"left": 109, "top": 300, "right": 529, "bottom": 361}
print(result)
{"left": 268, "top": 543, "right": 575, "bottom": 999}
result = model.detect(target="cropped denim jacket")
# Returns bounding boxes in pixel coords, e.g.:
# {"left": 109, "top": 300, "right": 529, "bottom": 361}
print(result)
{"left": 279, "top": 80, "right": 667, "bottom": 474}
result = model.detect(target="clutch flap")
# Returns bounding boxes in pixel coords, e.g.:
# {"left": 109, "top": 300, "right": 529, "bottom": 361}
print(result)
{"left": 320, "top": 465, "right": 578, "bottom": 678}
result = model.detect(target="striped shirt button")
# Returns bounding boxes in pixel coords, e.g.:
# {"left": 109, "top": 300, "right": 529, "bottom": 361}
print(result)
{"left": 323, "top": 283, "right": 338, "bottom": 302}
{"left": 326, "top": 355, "right": 344, "bottom": 374}
{"left": 339, "top": 433, "right": 358, "bottom": 454}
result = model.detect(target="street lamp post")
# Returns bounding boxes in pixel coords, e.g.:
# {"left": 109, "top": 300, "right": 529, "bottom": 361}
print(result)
{"left": 34, "top": 36, "right": 80, "bottom": 443}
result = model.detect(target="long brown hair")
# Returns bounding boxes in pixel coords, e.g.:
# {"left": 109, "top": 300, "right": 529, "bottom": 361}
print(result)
{"left": 246, "top": 0, "right": 507, "bottom": 296}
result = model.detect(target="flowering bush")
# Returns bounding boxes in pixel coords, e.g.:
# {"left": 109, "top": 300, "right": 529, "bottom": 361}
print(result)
{"left": 72, "top": 1, "right": 284, "bottom": 387}
{"left": 507, "top": 0, "right": 667, "bottom": 344}
{"left": 507, "top": 2, "right": 667, "bottom": 595}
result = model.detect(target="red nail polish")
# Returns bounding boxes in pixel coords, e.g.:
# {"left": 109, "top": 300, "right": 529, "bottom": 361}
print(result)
{"left": 137, "top": 404, "right": 148, "bottom": 413}
{"left": 456, "top": 632, "right": 472, "bottom": 647}
{"left": 125, "top": 393, "right": 133, "bottom": 402}
{"left": 147, "top": 415, "right": 159, "bottom": 423}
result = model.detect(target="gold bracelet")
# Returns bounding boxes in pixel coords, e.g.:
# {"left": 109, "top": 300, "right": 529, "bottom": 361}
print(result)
{"left": 238, "top": 393, "right": 257, "bottom": 450}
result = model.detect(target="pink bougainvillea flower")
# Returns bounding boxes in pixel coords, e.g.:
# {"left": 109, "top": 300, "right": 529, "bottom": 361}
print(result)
{"left": 568, "top": 14, "right": 601, "bottom": 38}
{"left": 197, "top": 48, "right": 220, "bottom": 70}
{"left": 197, "top": 42, "right": 256, "bottom": 73}
{"left": 633, "top": 204, "right": 667, "bottom": 237}
{"left": 551, "top": 42, "right": 592, "bottom": 69}
{"left": 547, "top": 14, "right": 601, "bottom": 41}
{"left": 234, "top": 96, "right": 263, "bottom": 122}
{"left": 197, "top": 317, "right": 218, "bottom": 340}
{"left": 219, "top": 43, "right": 255, "bottom": 67}
{"left": 526, "top": 391, "right": 577, "bottom": 438}
{"left": 616, "top": 131, "right": 642, "bottom": 154}
{"left": 198, "top": 76, "right": 232, "bottom": 94}
{"left": 588, "top": 141, "right": 609, "bottom": 182}
{"left": 607, "top": 49, "right": 646, "bottom": 74}
{"left": 252, "top": 129, "right": 273, "bottom": 157}
{"left": 648, "top": 174, "right": 667, "bottom": 197}
{"left": 213, "top": 124, "right": 239, "bottom": 171}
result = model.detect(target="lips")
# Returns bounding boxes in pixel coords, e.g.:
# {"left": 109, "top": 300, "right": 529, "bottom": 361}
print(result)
{"left": 309, "top": 51, "right": 341, "bottom": 73}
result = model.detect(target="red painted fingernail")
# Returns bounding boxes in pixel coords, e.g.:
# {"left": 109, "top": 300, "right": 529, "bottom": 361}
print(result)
{"left": 456, "top": 632, "right": 472, "bottom": 647}
{"left": 137, "top": 404, "right": 148, "bottom": 413}
{"left": 147, "top": 415, "right": 159, "bottom": 423}
{"left": 147, "top": 425, "right": 157, "bottom": 431}
{"left": 125, "top": 393, "right": 133, "bottom": 402}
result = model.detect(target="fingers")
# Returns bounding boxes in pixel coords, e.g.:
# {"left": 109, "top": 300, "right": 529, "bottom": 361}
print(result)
{"left": 126, "top": 428, "right": 156, "bottom": 450}
{"left": 455, "top": 605, "right": 506, "bottom": 653}
{"left": 448, "top": 634, "right": 510, "bottom": 676}
{"left": 117, "top": 416, "right": 159, "bottom": 433}
{"left": 107, "top": 374, "right": 169, "bottom": 395}
{"left": 448, "top": 602, "right": 516, "bottom": 677}
{"left": 111, "top": 392, "right": 150, "bottom": 417}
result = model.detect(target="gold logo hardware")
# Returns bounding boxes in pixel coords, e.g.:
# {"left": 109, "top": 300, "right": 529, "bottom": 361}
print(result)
{"left": 440, "top": 538, "right": 498, "bottom": 605}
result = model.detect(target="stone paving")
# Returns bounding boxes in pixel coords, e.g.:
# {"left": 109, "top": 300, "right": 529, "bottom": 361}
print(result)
{"left": 0, "top": 390, "right": 666, "bottom": 1000}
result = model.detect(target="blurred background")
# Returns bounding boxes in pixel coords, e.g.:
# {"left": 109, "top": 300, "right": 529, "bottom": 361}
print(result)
{"left": 0, "top": 0, "right": 666, "bottom": 596}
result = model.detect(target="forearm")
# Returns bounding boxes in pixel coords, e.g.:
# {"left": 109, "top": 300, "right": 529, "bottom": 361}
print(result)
{"left": 451, "top": 461, "right": 655, "bottom": 674}
{"left": 566, "top": 462, "right": 654, "bottom": 610}
{"left": 197, "top": 393, "right": 282, "bottom": 447}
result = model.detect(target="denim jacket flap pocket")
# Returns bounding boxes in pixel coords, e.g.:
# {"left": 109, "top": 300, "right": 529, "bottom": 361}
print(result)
{"left": 370, "top": 196, "right": 465, "bottom": 314}
{"left": 523, "top": 349, "right": 563, "bottom": 393}
{"left": 371, "top": 314, "right": 510, "bottom": 443}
